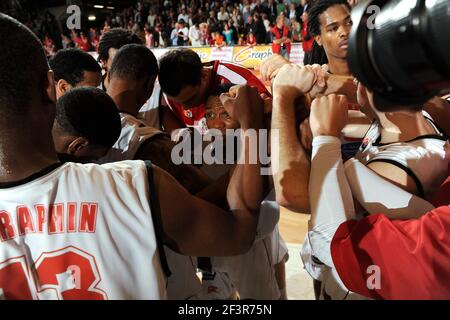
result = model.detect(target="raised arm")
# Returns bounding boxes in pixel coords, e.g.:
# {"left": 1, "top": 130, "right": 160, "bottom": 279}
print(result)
{"left": 154, "top": 85, "right": 265, "bottom": 257}
{"left": 271, "top": 64, "right": 321, "bottom": 212}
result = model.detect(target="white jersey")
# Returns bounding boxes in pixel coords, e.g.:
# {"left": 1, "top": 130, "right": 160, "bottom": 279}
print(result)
{"left": 101, "top": 113, "right": 165, "bottom": 163}
{"left": 138, "top": 80, "right": 162, "bottom": 129}
{"left": 356, "top": 111, "right": 450, "bottom": 197}
{"left": 211, "top": 190, "right": 288, "bottom": 300}
{"left": 0, "top": 161, "right": 167, "bottom": 300}
{"left": 100, "top": 114, "right": 201, "bottom": 300}
{"left": 199, "top": 161, "right": 288, "bottom": 299}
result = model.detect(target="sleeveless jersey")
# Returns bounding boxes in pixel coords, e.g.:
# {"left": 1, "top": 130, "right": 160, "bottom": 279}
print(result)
{"left": 356, "top": 111, "right": 450, "bottom": 197}
{"left": 0, "top": 161, "right": 167, "bottom": 300}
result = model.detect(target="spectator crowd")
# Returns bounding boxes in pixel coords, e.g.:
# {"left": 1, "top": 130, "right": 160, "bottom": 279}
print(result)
{"left": 14, "top": 0, "right": 312, "bottom": 57}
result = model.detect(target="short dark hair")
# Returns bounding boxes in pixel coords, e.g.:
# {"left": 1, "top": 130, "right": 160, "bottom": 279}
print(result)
{"left": 49, "top": 49, "right": 101, "bottom": 86}
{"left": 308, "top": 0, "right": 350, "bottom": 36}
{"left": 98, "top": 28, "right": 142, "bottom": 63}
{"left": 158, "top": 49, "right": 203, "bottom": 97}
{"left": 0, "top": 13, "right": 49, "bottom": 116}
{"left": 109, "top": 44, "right": 158, "bottom": 81}
{"left": 306, "top": 0, "right": 350, "bottom": 65}
{"left": 55, "top": 87, "right": 121, "bottom": 148}
{"left": 209, "top": 84, "right": 235, "bottom": 97}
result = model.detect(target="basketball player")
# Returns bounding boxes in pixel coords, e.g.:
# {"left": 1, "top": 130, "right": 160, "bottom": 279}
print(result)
{"left": 49, "top": 48, "right": 102, "bottom": 99}
{"left": 158, "top": 48, "right": 271, "bottom": 136}
{"left": 52, "top": 87, "right": 121, "bottom": 163}
{"left": 0, "top": 13, "right": 265, "bottom": 300}
{"left": 97, "top": 28, "right": 162, "bottom": 129}
{"left": 306, "top": 92, "right": 450, "bottom": 299}
{"left": 97, "top": 28, "right": 141, "bottom": 90}
{"left": 103, "top": 44, "right": 212, "bottom": 194}
{"left": 353, "top": 82, "right": 449, "bottom": 198}
{"left": 273, "top": 64, "right": 449, "bottom": 298}
{"left": 102, "top": 43, "right": 219, "bottom": 299}
{"left": 204, "top": 87, "right": 289, "bottom": 300}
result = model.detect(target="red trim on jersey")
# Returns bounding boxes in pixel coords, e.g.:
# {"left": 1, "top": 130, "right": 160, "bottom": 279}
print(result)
{"left": 166, "top": 61, "right": 270, "bottom": 126}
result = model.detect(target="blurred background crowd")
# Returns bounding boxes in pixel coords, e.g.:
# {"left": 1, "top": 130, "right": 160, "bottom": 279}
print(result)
{"left": 1, "top": 0, "right": 312, "bottom": 57}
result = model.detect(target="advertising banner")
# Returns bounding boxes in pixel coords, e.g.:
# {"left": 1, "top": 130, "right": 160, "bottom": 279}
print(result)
{"left": 232, "top": 45, "right": 274, "bottom": 69}
{"left": 91, "top": 44, "right": 305, "bottom": 70}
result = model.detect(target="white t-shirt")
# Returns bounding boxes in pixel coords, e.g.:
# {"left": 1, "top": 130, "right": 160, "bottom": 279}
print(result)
{"left": 189, "top": 26, "right": 202, "bottom": 47}
{"left": 147, "top": 14, "right": 157, "bottom": 27}
{"left": 199, "top": 163, "right": 288, "bottom": 300}
{"left": 211, "top": 190, "right": 288, "bottom": 300}
{"left": 179, "top": 27, "right": 189, "bottom": 41}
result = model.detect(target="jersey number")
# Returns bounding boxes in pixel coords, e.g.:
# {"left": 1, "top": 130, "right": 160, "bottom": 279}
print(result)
{"left": 0, "top": 246, "right": 107, "bottom": 300}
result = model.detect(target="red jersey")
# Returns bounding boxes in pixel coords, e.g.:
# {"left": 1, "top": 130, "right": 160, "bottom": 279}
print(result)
{"left": 331, "top": 201, "right": 450, "bottom": 299}
{"left": 165, "top": 60, "right": 270, "bottom": 131}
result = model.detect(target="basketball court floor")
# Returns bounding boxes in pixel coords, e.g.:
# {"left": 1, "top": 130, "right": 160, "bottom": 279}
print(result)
{"left": 279, "top": 209, "right": 315, "bottom": 300}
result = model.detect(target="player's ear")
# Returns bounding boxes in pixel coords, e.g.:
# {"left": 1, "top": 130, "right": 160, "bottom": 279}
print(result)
{"left": 57, "top": 79, "right": 72, "bottom": 97}
{"left": 314, "top": 35, "right": 322, "bottom": 46}
{"left": 99, "top": 58, "right": 107, "bottom": 71}
{"left": 68, "top": 137, "right": 89, "bottom": 155}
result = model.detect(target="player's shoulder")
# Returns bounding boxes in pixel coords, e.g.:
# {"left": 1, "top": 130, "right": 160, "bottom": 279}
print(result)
{"left": 65, "top": 160, "right": 150, "bottom": 179}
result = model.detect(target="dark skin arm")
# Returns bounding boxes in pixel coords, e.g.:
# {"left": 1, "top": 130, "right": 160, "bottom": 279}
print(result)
{"left": 195, "top": 169, "right": 232, "bottom": 209}
{"left": 153, "top": 86, "right": 265, "bottom": 256}
{"left": 135, "top": 134, "right": 212, "bottom": 194}
{"left": 152, "top": 165, "right": 256, "bottom": 256}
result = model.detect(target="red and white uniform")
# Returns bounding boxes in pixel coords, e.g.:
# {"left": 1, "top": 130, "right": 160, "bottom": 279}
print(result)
{"left": 0, "top": 161, "right": 167, "bottom": 300}
{"left": 165, "top": 60, "right": 271, "bottom": 133}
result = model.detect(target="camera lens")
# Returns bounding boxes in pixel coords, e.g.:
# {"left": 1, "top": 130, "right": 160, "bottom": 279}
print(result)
{"left": 348, "top": 0, "right": 450, "bottom": 111}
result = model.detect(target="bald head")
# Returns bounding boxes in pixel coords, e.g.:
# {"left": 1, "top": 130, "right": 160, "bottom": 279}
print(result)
{"left": 0, "top": 13, "right": 52, "bottom": 120}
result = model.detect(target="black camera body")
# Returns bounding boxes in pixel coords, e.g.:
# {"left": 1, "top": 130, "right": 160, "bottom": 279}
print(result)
{"left": 348, "top": 0, "right": 450, "bottom": 111}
